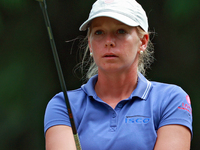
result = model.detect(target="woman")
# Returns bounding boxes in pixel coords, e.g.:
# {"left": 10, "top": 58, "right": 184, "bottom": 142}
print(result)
{"left": 44, "top": 0, "right": 192, "bottom": 149}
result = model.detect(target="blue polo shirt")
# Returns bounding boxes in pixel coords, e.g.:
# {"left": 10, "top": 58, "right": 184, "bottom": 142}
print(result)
{"left": 44, "top": 73, "right": 193, "bottom": 150}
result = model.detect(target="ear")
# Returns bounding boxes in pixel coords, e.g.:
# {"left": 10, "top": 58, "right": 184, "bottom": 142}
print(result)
{"left": 88, "top": 38, "right": 92, "bottom": 53}
{"left": 139, "top": 34, "right": 149, "bottom": 51}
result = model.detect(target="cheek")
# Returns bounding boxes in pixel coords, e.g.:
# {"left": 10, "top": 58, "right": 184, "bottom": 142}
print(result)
{"left": 90, "top": 42, "right": 98, "bottom": 54}
{"left": 123, "top": 40, "right": 140, "bottom": 55}
{"left": 122, "top": 42, "right": 140, "bottom": 63}
{"left": 89, "top": 37, "right": 104, "bottom": 53}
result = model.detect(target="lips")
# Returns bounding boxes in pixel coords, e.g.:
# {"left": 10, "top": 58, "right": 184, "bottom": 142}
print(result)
{"left": 103, "top": 53, "right": 118, "bottom": 57}
{"left": 105, "top": 55, "right": 117, "bottom": 57}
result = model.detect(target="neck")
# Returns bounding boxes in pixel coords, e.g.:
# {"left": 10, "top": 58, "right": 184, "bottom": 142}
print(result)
{"left": 95, "top": 70, "right": 138, "bottom": 108}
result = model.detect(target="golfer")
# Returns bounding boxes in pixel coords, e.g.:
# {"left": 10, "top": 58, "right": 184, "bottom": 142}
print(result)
{"left": 44, "top": 0, "right": 193, "bottom": 149}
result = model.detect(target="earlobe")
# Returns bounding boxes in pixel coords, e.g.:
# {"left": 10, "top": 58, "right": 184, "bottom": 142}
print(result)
{"left": 139, "top": 50, "right": 144, "bottom": 55}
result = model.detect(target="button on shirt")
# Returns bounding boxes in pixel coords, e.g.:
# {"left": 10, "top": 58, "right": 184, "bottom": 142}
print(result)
{"left": 44, "top": 73, "right": 193, "bottom": 150}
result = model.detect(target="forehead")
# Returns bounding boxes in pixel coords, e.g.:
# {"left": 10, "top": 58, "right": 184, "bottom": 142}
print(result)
{"left": 90, "top": 17, "right": 127, "bottom": 28}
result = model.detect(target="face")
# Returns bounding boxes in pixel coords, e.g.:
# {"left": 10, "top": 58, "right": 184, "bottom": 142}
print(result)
{"left": 88, "top": 17, "right": 148, "bottom": 74}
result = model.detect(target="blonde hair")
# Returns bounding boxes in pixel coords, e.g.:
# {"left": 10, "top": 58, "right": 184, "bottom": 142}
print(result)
{"left": 78, "top": 27, "right": 154, "bottom": 80}
{"left": 136, "top": 27, "right": 154, "bottom": 75}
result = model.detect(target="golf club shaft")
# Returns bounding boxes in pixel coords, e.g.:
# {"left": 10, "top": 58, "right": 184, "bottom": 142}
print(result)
{"left": 37, "top": 0, "right": 81, "bottom": 149}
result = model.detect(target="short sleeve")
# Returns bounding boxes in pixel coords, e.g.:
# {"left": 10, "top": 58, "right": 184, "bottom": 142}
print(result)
{"left": 44, "top": 92, "right": 71, "bottom": 135}
{"left": 158, "top": 86, "right": 193, "bottom": 135}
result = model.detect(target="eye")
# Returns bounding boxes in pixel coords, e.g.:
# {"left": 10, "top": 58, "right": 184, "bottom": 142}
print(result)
{"left": 94, "top": 30, "right": 103, "bottom": 35}
{"left": 117, "top": 29, "right": 126, "bottom": 34}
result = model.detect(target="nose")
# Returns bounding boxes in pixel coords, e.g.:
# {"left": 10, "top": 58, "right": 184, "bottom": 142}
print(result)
{"left": 105, "top": 33, "right": 115, "bottom": 48}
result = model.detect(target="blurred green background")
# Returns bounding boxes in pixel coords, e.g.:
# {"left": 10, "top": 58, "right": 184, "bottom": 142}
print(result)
{"left": 0, "top": 0, "right": 199, "bottom": 149}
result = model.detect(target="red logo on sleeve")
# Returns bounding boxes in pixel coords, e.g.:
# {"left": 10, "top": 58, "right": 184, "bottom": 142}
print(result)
{"left": 178, "top": 95, "right": 192, "bottom": 114}
{"left": 186, "top": 95, "right": 191, "bottom": 105}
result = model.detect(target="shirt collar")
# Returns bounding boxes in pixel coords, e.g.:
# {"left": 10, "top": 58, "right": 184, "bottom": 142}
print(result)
{"left": 81, "top": 73, "right": 152, "bottom": 100}
{"left": 130, "top": 72, "right": 152, "bottom": 100}
{"left": 81, "top": 75, "right": 98, "bottom": 97}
